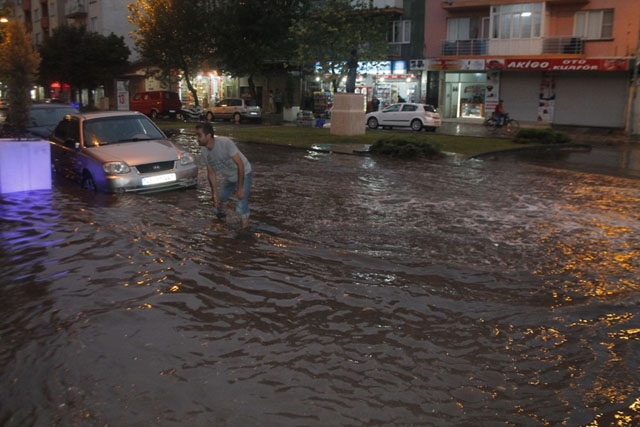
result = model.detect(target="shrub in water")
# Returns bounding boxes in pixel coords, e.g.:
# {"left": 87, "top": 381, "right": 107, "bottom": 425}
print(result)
{"left": 515, "top": 128, "right": 571, "bottom": 144}
{"left": 370, "top": 137, "right": 441, "bottom": 159}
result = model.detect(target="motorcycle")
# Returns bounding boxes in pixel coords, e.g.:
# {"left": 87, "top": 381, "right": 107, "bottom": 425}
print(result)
{"left": 177, "top": 105, "right": 205, "bottom": 121}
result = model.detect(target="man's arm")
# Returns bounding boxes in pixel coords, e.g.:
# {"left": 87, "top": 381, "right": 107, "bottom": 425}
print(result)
{"left": 206, "top": 164, "right": 219, "bottom": 206}
{"left": 232, "top": 153, "right": 245, "bottom": 199}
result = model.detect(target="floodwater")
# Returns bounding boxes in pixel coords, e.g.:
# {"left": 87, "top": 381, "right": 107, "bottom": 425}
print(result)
{"left": 1, "top": 132, "right": 639, "bottom": 426}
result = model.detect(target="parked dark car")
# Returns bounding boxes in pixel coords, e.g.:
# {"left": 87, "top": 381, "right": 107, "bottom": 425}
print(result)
{"left": 49, "top": 111, "right": 198, "bottom": 193}
{"left": 27, "top": 103, "right": 79, "bottom": 138}
{"left": 130, "top": 91, "right": 182, "bottom": 120}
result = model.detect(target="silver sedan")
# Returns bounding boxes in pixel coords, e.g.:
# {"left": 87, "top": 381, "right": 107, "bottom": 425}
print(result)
{"left": 50, "top": 111, "right": 198, "bottom": 193}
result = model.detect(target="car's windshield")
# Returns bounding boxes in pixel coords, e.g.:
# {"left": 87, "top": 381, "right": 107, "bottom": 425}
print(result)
{"left": 83, "top": 115, "right": 164, "bottom": 146}
{"left": 30, "top": 107, "right": 78, "bottom": 126}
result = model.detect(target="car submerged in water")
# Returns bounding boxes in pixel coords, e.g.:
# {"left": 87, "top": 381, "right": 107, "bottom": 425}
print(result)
{"left": 49, "top": 111, "right": 198, "bottom": 193}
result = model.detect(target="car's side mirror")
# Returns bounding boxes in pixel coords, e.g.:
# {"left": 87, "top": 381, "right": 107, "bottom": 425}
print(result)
{"left": 64, "top": 138, "right": 76, "bottom": 148}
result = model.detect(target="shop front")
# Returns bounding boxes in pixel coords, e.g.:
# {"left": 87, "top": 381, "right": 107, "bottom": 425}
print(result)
{"left": 178, "top": 72, "right": 226, "bottom": 108}
{"left": 426, "top": 57, "right": 631, "bottom": 127}
{"left": 312, "top": 60, "right": 420, "bottom": 114}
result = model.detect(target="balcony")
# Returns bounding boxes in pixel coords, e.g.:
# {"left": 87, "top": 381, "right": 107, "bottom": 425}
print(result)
{"left": 22, "top": 0, "right": 31, "bottom": 11}
{"left": 542, "top": 36, "right": 584, "bottom": 54}
{"left": 442, "top": 39, "right": 488, "bottom": 56}
{"left": 40, "top": 16, "right": 49, "bottom": 28}
{"left": 65, "top": 0, "right": 87, "bottom": 19}
{"left": 441, "top": 36, "right": 584, "bottom": 56}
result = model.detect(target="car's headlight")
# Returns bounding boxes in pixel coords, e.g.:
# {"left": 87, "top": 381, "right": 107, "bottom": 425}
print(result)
{"left": 103, "top": 161, "right": 131, "bottom": 174}
{"left": 180, "top": 152, "right": 194, "bottom": 165}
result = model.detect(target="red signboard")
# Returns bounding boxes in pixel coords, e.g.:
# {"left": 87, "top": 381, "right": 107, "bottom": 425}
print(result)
{"left": 504, "top": 58, "right": 628, "bottom": 71}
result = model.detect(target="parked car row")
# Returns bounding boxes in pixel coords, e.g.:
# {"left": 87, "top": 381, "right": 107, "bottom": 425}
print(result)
{"left": 129, "top": 91, "right": 262, "bottom": 123}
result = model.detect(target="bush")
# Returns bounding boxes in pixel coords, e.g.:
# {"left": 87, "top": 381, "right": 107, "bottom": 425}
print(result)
{"left": 514, "top": 128, "right": 571, "bottom": 144}
{"left": 369, "top": 137, "right": 441, "bottom": 159}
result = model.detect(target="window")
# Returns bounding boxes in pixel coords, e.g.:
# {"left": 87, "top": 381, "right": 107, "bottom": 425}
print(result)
{"left": 90, "top": 17, "right": 98, "bottom": 32}
{"left": 491, "top": 3, "right": 542, "bottom": 40}
{"left": 401, "top": 104, "right": 418, "bottom": 112}
{"left": 574, "top": 9, "right": 613, "bottom": 39}
{"left": 388, "top": 20, "right": 411, "bottom": 44}
{"left": 34, "top": 8, "right": 40, "bottom": 21}
{"left": 35, "top": 32, "right": 42, "bottom": 45}
{"left": 383, "top": 104, "right": 401, "bottom": 112}
{"left": 447, "top": 17, "right": 483, "bottom": 41}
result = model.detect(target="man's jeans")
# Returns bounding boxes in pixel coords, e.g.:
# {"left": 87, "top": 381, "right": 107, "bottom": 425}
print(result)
{"left": 218, "top": 172, "right": 252, "bottom": 219}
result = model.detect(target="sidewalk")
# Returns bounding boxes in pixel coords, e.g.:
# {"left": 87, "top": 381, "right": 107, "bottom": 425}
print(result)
{"left": 438, "top": 118, "right": 635, "bottom": 145}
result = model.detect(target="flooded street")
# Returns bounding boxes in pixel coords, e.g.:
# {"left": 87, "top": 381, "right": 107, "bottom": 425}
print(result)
{"left": 1, "top": 133, "right": 639, "bottom": 426}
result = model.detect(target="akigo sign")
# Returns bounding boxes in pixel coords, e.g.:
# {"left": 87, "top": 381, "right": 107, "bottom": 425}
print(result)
{"left": 504, "top": 58, "right": 628, "bottom": 71}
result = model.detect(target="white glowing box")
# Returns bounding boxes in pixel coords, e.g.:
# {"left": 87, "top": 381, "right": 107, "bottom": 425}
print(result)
{"left": 0, "top": 139, "right": 52, "bottom": 194}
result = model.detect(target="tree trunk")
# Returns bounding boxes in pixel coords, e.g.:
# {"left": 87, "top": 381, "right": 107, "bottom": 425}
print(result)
{"left": 181, "top": 62, "right": 199, "bottom": 107}
{"left": 248, "top": 75, "right": 257, "bottom": 101}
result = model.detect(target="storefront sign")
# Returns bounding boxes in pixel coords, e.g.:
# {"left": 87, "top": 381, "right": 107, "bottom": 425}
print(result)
{"left": 377, "top": 74, "right": 415, "bottom": 80}
{"left": 484, "top": 71, "right": 500, "bottom": 117}
{"left": 538, "top": 72, "right": 555, "bottom": 123}
{"left": 504, "top": 58, "right": 628, "bottom": 71}
{"left": 428, "top": 59, "right": 484, "bottom": 70}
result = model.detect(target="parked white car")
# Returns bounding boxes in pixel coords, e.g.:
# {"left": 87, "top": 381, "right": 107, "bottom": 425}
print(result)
{"left": 366, "top": 103, "right": 441, "bottom": 131}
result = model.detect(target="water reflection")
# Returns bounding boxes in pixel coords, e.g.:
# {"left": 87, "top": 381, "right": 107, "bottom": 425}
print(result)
{"left": 0, "top": 138, "right": 639, "bottom": 425}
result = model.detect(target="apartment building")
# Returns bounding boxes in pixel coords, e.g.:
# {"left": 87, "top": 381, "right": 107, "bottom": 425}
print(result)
{"left": 420, "top": 0, "right": 639, "bottom": 128}
{"left": 8, "top": 0, "right": 137, "bottom": 105}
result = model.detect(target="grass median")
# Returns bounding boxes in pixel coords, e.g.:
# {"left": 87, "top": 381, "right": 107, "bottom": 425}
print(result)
{"left": 156, "top": 121, "right": 523, "bottom": 157}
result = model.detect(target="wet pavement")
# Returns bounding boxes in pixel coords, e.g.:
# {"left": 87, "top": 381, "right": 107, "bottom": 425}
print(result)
{"left": 1, "top": 134, "right": 639, "bottom": 426}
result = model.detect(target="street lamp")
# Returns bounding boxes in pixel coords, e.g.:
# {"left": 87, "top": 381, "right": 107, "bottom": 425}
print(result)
{"left": 0, "top": 17, "right": 8, "bottom": 23}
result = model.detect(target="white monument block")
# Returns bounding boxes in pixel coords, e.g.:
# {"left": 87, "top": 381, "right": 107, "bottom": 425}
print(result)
{"left": 330, "top": 93, "right": 366, "bottom": 136}
{"left": 0, "top": 139, "right": 52, "bottom": 194}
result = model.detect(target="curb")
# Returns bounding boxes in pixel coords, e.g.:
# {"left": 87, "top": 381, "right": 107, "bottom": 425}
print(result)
{"left": 470, "top": 143, "right": 592, "bottom": 159}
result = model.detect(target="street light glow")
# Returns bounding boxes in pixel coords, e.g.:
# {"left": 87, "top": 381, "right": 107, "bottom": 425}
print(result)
{"left": 0, "top": 17, "right": 9, "bottom": 23}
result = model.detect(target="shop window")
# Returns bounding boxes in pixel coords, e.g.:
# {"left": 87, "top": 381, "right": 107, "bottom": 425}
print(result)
{"left": 574, "top": 9, "right": 613, "bottom": 40}
{"left": 491, "top": 3, "right": 542, "bottom": 40}
{"left": 388, "top": 20, "right": 411, "bottom": 44}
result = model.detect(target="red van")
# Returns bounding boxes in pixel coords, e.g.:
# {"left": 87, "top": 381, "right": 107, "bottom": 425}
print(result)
{"left": 130, "top": 91, "right": 181, "bottom": 119}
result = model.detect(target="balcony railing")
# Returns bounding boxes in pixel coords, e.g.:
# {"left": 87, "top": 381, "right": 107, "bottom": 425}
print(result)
{"left": 542, "top": 36, "right": 584, "bottom": 54}
{"left": 65, "top": 0, "right": 87, "bottom": 18}
{"left": 441, "top": 36, "right": 584, "bottom": 56}
{"left": 441, "top": 39, "right": 488, "bottom": 56}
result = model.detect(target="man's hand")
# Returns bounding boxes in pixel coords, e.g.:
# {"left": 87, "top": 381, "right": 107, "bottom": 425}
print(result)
{"left": 236, "top": 187, "right": 244, "bottom": 200}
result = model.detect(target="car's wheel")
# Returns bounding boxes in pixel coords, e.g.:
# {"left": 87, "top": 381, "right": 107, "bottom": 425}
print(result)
{"left": 150, "top": 110, "right": 158, "bottom": 120}
{"left": 233, "top": 113, "right": 241, "bottom": 123}
{"left": 206, "top": 112, "right": 214, "bottom": 122}
{"left": 367, "top": 117, "right": 379, "bottom": 130}
{"left": 81, "top": 172, "right": 97, "bottom": 192}
{"left": 411, "top": 119, "right": 423, "bottom": 131}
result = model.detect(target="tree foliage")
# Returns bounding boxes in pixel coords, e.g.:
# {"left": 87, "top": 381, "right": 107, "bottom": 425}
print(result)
{"left": 128, "top": 0, "right": 213, "bottom": 106}
{"left": 210, "top": 0, "right": 305, "bottom": 99}
{"left": 0, "top": 20, "right": 40, "bottom": 131}
{"left": 39, "top": 25, "right": 130, "bottom": 104}
{"left": 293, "top": 0, "right": 390, "bottom": 91}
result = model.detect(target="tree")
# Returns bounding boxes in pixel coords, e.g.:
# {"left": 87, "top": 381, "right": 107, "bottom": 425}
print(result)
{"left": 293, "top": 0, "right": 390, "bottom": 92}
{"left": 0, "top": 20, "right": 40, "bottom": 132}
{"left": 38, "top": 26, "right": 129, "bottom": 106}
{"left": 128, "top": 0, "right": 212, "bottom": 106}
{"left": 210, "top": 0, "right": 305, "bottom": 100}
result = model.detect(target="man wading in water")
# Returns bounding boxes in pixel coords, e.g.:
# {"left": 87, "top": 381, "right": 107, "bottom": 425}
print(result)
{"left": 196, "top": 123, "right": 252, "bottom": 229}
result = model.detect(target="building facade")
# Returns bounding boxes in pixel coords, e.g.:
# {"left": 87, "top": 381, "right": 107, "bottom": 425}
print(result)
{"left": 421, "top": 0, "right": 639, "bottom": 128}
